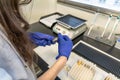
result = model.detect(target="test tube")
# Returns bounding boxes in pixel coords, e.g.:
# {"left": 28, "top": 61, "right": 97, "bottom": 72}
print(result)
{"left": 101, "top": 15, "right": 112, "bottom": 37}
{"left": 87, "top": 13, "right": 99, "bottom": 35}
{"left": 52, "top": 37, "right": 58, "bottom": 43}
{"left": 108, "top": 16, "right": 120, "bottom": 39}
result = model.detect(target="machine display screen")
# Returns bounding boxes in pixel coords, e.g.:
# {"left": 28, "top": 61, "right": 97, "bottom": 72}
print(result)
{"left": 57, "top": 14, "right": 86, "bottom": 29}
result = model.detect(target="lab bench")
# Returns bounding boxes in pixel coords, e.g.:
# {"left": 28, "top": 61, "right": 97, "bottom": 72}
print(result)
{"left": 28, "top": 22, "right": 120, "bottom": 79}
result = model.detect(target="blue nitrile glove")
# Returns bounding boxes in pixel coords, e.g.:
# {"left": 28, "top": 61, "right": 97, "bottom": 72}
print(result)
{"left": 56, "top": 33, "right": 73, "bottom": 60}
{"left": 29, "top": 32, "right": 55, "bottom": 46}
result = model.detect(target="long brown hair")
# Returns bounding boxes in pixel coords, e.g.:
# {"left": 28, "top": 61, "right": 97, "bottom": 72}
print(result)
{"left": 0, "top": 0, "right": 33, "bottom": 65}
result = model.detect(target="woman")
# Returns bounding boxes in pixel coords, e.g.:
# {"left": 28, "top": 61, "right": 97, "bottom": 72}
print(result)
{"left": 0, "top": 0, "right": 73, "bottom": 80}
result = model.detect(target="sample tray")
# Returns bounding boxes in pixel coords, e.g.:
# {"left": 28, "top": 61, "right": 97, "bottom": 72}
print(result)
{"left": 73, "top": 41, "right": 120, "bottom": 78}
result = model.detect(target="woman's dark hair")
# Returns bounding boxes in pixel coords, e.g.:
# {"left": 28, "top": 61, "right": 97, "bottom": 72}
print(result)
{"left": 0, "top": 0, "right": 33, "bottom": 65}
{"left": 19, "top": 0, "right": 32, "bottom": 5}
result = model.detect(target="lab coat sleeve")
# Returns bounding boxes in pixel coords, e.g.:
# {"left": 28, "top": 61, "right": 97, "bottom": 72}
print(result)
{"left": 0, "top": 68, "right": 13, "bottom": 80}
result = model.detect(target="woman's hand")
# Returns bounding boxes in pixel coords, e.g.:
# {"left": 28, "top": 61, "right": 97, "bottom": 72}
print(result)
{"left": 56, "top": 33, "right": 73, "bottom": 60}
{"left": 29, "top": 32, "right": 55, "bottom": 46}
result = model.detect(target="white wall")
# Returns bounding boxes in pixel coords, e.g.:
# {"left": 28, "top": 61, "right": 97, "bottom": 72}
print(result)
{"left": 21, "top": 0, "right": 57, "bottom": 24}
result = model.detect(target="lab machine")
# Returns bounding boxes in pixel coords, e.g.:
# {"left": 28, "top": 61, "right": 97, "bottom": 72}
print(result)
{"left": 52, "top": 14, "right": 87, "bottom": 39}
{"left": 40, "top": 14, "right": 87, "bottom": 39}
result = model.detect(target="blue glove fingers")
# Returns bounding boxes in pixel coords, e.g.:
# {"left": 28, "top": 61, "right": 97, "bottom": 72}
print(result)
{"left": 58, "top": 33, "right": 64, "bottom": 42}
{"left": 35, "top": 32, "right": 54, "bottom": 40}
{"left": 29, "top": 32, "right": 42, "bottom": 39}
{"left": 58, "top": 34, "right": 71, "bottom": 41}
{"left": 33, "top": 39, "right": 47, "bottom": 46}
{"left": 37, "top": 40, "right": 46, "bottom": 46}
{"left": 34, "top": 40, "right": 44, "bottom": 46}
{"left": 57, "top": 33, "right": 73, "bottom": 60}
{"left": 42, "top": 41, "right": 48, "bottom": 46}
{"left": 41, "top": 40, "right": 54, "bottom": 46}
{"left": 63, "top": 35, "right": 71, "bottom": 41}
{"left": 56, "top": 55, "right": 60, "bottom": 59}
{"left": 29, "top": 32, "right": 55, "bottom": 46}
{"left": 47, "top": 40, "right": 51, "bottom": 46}
{"left": 30, "top": 32, "right": 55, "bottom": 40}
{"left": 47, "top": 36, "right": 55, "bottom": 41}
